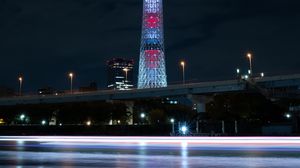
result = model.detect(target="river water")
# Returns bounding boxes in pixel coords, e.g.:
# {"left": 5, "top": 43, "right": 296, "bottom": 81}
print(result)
{"left": 0, "top": 136, "right": 299, "bottom": 168}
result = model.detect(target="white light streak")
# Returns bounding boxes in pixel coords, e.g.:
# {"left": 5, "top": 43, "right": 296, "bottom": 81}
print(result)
{"left": 0, "top": 136, "right": 300, "bottom": 149}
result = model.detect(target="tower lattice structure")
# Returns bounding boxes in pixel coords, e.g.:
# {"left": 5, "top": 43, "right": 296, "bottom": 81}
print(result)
{"left": 138, "top": 0, "right": 167, "bottom": 89}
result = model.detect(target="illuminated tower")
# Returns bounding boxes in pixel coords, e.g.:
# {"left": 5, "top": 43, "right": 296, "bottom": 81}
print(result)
{"left": 138, "top": 0, "right": 167, "bottom": 89}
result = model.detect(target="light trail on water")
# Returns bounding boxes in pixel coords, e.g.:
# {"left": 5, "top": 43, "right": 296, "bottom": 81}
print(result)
{"left": 0, "top": 136, "right": 300, "bottom": 151}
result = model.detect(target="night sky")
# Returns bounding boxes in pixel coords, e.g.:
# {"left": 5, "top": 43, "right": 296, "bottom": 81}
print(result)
{"left": 1, "top": 0, "right": 300, "bottom": 92}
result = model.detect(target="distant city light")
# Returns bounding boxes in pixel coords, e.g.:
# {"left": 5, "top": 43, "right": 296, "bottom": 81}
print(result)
{"left": 285, "top": 113, "right": 291, "bottom": 119}
{"left": 261, "top": 72, "right": 265, "bottom": 77}
{"left": 19, "top": 114, "right": 25, "bottom": 120}
{"left": 41, "top": 120, "right": 46, "bottom": 125}
{"left": 86, "top": 121, "right": 91, "bottom": 126}
{"left": 170, "top": 118, "right": 175, "bottom": 123}
{"left": 140, "top": 113, "right": 146, "bottom": 119}
{"left": 236, "top": 68, "right": 240, "bottom": 74}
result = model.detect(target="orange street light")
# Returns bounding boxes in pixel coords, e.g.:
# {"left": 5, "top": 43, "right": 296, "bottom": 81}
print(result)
{"left": 123, "top": 68, "right": 129, "bottom": 82}
{"left": 246, "top": 53, "right": 253, "bottom": 75}
{"left": 180, "top": 61, "right": 186, "bottom": 84}
{"left": 18, "top": 76, "right": 23, "bottom": 96}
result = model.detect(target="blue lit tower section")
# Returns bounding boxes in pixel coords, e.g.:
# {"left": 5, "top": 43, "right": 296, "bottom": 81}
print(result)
{"left": 138, "top": 0, "right": 167, "bottom": 89}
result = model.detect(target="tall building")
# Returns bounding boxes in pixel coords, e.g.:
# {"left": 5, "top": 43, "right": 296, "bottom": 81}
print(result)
{"left": 138, "top": 0, "right": 167, "bottom": 89}
{"left": 107, "top": 58, "right": 134, "bottom": 90}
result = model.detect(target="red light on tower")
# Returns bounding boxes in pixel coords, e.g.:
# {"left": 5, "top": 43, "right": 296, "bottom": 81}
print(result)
{"left": 145, "top": 50, "right": 160, "bottom": 68}
{"left": 146, "top": 13, "right": 159, "bottom": 28}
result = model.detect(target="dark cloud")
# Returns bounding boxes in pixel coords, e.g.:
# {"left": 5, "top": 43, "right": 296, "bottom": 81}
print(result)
{"left": 0, "top": 0, "right": 300, "bottom": 91}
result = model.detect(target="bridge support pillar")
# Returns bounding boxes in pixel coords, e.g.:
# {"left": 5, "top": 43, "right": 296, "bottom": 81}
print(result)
{"left": 187, "top": 95, "right": 212, "bottom": 134}
{"left": 187, "top": 95, "right": 211, "bottom": 113}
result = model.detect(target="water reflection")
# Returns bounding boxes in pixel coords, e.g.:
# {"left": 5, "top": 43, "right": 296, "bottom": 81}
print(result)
{"left": 0, "top": 137, "right": 300, "bottom": 167}
{"left": 181, "top": 144, "right": 188, "bottom": 168}
{"left": 1, "top": 150, "right": 300, "bottom": 168}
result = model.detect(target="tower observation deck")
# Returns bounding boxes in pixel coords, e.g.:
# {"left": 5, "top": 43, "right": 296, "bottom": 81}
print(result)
{"left": 138, "top": 0, "right": 167, "bottom": 89}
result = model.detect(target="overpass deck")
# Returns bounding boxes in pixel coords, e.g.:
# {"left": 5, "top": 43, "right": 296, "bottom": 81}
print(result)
{"left": 0, "top": 74, "right": 300, "bottom": 106}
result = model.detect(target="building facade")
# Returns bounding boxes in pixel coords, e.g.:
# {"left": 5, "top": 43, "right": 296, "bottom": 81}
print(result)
{"left": 107, "top": 58, "right": 134, "bottom": 90}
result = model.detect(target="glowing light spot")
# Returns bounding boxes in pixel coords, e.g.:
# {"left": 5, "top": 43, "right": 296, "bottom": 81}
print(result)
{"left": 181, "top": 141, "right": 188, "bottom": 148}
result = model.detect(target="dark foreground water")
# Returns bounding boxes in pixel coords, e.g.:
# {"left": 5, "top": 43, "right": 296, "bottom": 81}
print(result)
{"left": 0, "top": 136, "right": 300, "bottom": 168}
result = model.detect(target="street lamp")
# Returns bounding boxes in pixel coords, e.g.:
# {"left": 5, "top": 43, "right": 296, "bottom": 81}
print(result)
{"left": 246, "top": 53, "right": 253, "bottom": 76}
{"left": 19, "top": 114, "right": 25, "bottom": 121}
{"left": 68, "top": 72, "right": 74, "bottom": 94}
{"left": 180, "top": 61, "right": 185, "bottom": 84}
{"left": 140, "top": 113, "right": 145, "bottom": 125}
{"left": 123, "top": 68, "right": 129, "bottom": 83}
{"left": 236, "top": 68, "right": 241, "bottom": 79}
{"left": 86, "top": 120, "right": 91, "bottom": 126}
{"left": 285, "top": 113, "right": 291, "bottom": 119}
{"left": 170, "top": 118, "right": 175, "bottom": 135}
{"left": 18, "top": 76, "right": 23, "bottom": 96}
{"left": 41, "top": 120, "right": 46, "bottom": 125}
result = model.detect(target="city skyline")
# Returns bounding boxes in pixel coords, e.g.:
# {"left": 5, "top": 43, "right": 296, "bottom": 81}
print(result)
{"left": 0, "top": 0, "right": 300, "bottom": 92}
{"left": 0, "top": 1, "right": 300, "bottom": 166}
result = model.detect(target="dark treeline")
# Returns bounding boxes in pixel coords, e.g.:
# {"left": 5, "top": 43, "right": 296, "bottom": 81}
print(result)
{"left": 0, "top": 92, "right": 299, "bottom": 135}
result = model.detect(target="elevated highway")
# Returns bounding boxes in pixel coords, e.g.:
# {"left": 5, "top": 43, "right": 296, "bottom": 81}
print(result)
{"left": 0, "top": 74, "right": 299, "bottom": 106}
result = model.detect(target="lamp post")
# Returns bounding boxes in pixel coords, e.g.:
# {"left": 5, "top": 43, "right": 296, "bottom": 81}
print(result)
{"left": 180, "top": 61, "right": 185, "bottom": 84}
{"left": 123, "top": 68, "right": 129, "bottom": 83}
{"left": 236, "top": 68, "right": 241, "bottom": 79}
{"left": 18, "top": 76, "right": 23, "bottom": 96}
{"left": 170, "top": 118, "right": 175, "bottom": 135}
{"left": 140, "top": 113, "right": 145, "bottom": 125}
{"left": 68, "top": 72, "right": 74, "bottom": 94}
{"left": 247, "top": 53, "right": 253, "bottom": 76}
